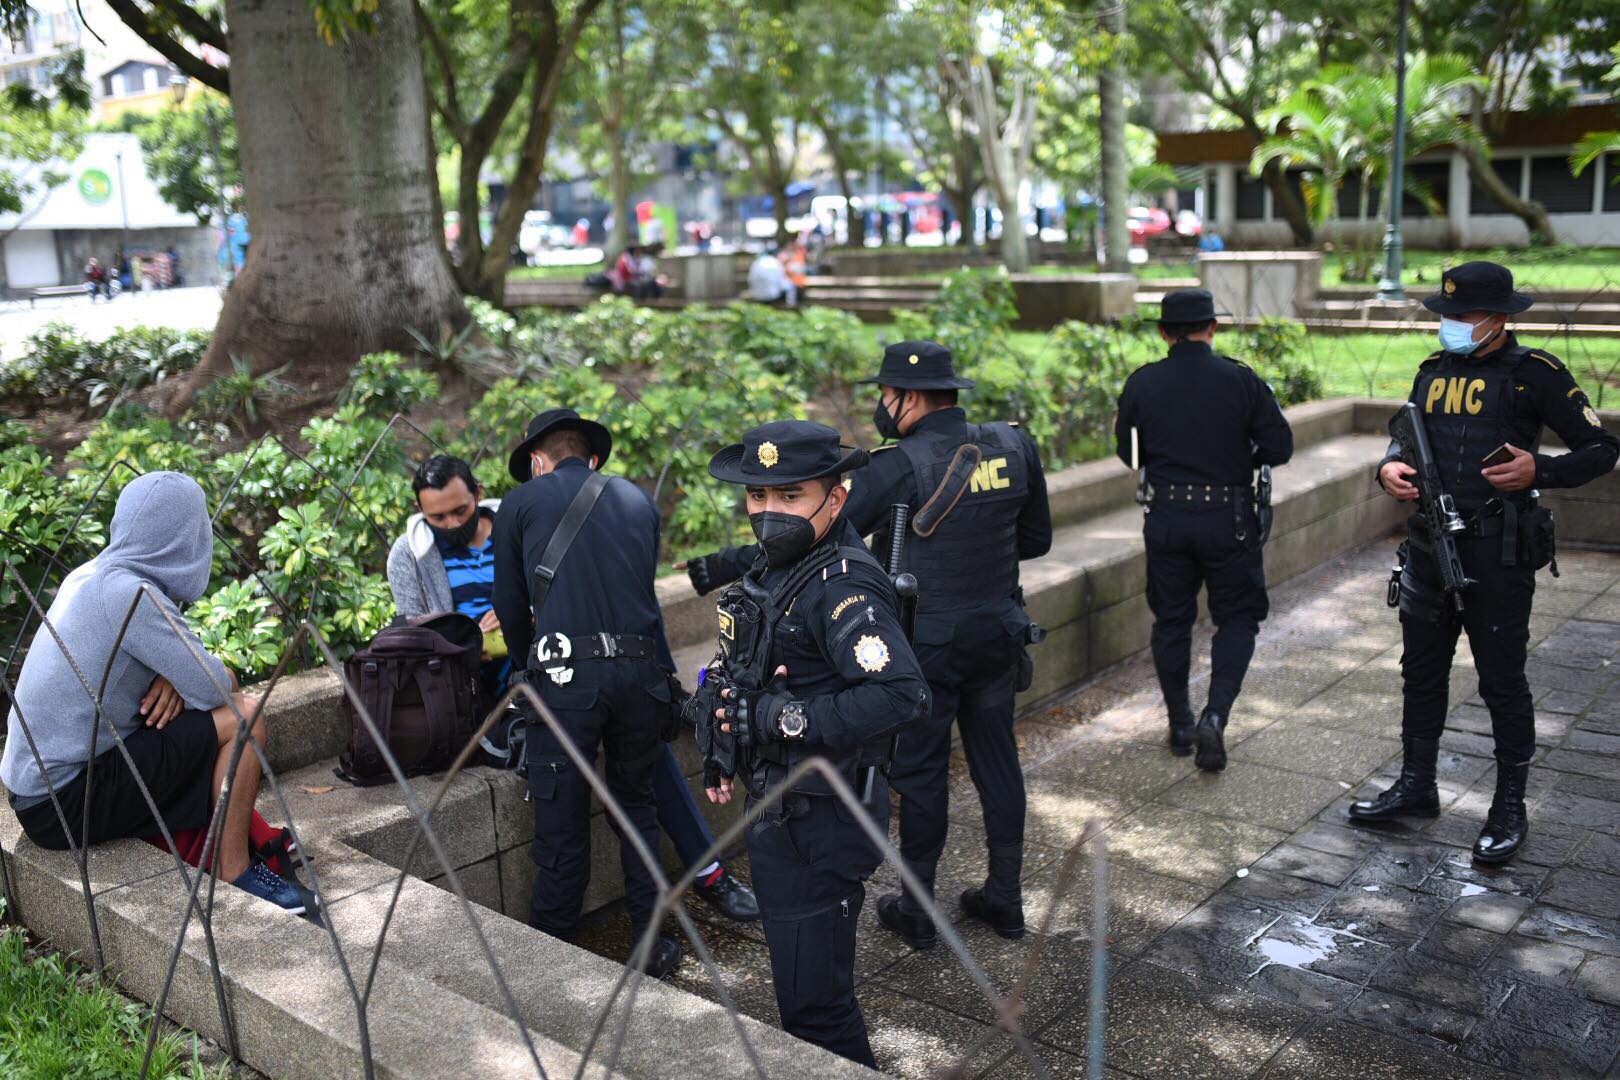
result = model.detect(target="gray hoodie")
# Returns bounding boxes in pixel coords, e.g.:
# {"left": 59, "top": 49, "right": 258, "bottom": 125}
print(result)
{"left": 2, "top": 472, "right": 230, "bottom": 804}
{"left": 385, "top": 498, "right": 501, "bottom": 619}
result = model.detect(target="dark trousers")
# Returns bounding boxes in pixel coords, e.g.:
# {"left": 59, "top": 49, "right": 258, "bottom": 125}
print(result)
{"left": 1144, "top": 505, "right": 1269, "bottom": 719}
{"left": 652, "top": 741, "right": 720, "bottom": 871}
{"left": 746, "top": 792, "right": 887, "bottom": 1068}
{"left": 890, "top": 618, "right": 1022, "bottom": 902}
{"left": 1400, "top": 532, "right": 1537, "bottom": 763}
{"left": 526, "top": 659, "right": 665, "bottom": 940}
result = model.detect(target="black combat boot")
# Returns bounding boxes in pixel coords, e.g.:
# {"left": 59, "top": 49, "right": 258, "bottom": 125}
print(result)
{"left": 1194, "top": 707, "right": 1227, "bottom": 772}
{"left": 876, "top": 893, "right": 937, "bottom": 950}
{"left": 960, "top": 845, "right": 1025, "bottom": 940}
{"left": 1168, "top": 706, "right": 1196, "bottom": 757}
{"left": 1348, "top": 736, "right": 1440, "bottom": 822}
{"left": 631, "top": 931, "right": 683, "bottom": 980}
{"left": 1473, "top": 761, "right": 1530, "bottom": 865}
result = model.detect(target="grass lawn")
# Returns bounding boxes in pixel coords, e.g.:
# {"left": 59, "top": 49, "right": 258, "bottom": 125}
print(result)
{"left": 853, "top": 322, "right": 1620, "bottom": 407}
{"left": 510, "top": 261, "right": 604, "bottom": 281}
{"left": 0, "top": 910, "right": 223, "bottom": 1079}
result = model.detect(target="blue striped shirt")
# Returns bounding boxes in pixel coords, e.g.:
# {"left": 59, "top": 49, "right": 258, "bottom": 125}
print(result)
{"left": 437, "top": 516, "right": 496, "bottom": 619}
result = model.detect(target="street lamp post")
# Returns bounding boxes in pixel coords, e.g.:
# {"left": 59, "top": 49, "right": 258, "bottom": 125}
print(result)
{"left": 1377, "top": 0, "right": 1411, "bottom": 300}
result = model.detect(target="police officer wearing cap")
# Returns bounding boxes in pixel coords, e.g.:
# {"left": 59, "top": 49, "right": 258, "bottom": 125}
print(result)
{"left": 1355, "top": 262, "right": 1617, "bottom": 863}
{"left": 1116, "top": 289, "right": 1294, "bottom": 771}
{"left": 698, "top": 419, "right": 929, "bottom": 1067}
{"left": 493, "top": 408, "right": 695, "bottom": 979}
{"left": 687, "top": 341, "right": 1052, "bottom": 949}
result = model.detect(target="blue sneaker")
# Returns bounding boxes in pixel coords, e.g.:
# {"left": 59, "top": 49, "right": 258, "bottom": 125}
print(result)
{"left": 232, "top": 861, "right": 307, "bottom": 915}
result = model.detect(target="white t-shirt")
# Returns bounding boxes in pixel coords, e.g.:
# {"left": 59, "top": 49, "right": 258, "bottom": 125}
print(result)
{"left": 748, "top": 254, "right": 792, "bottom": 300}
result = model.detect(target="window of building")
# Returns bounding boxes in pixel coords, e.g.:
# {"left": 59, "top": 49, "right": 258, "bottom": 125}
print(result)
{"left": 1606, "top": 156, "right": 1620, "bottom": 214}
{"left": 1336, "top": 173, "right": 1382, "bottom": 220}
{"left": 1403, "top": 161, "right": 1450, "bottom": 218}
{"left": 109, "top": 71, "right": 125, "bottom": 96}
{"left": 1529, "top": 155, "right": 1595, "bottom": 214}
{"left": 1235, "top": 173, "right": 1266, "bottom": 220}
{"left": 143, "top": 66, "right": 158, "bottom": 92}
{"left": 1469, "top": 158, "right": 1522, "bottom": 216}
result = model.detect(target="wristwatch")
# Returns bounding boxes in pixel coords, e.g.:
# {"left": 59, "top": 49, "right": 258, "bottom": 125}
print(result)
{"left": 777, "top": 700, "right": 808, "bottom": 740}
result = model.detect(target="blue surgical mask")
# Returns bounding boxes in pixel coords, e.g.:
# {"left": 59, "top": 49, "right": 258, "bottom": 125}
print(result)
{"left": 1439, "top": 317, "right": 1486, "bottom": 354}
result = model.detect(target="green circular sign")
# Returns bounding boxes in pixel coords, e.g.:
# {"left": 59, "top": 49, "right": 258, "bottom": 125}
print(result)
{"left": 78, "top": 169, "right": 113, "bottom": 205}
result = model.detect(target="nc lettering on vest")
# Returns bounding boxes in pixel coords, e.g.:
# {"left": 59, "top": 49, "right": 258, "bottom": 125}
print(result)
{"left": 1424, "top": 377, "right": 1487, "bottom": 416}
{"left": 970, "top": 456, "right": 1011, "bottom": 492}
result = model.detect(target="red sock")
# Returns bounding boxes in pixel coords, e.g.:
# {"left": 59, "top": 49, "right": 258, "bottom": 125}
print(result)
{"left": 700, "top": 866, "right": 726, "bottom": 888}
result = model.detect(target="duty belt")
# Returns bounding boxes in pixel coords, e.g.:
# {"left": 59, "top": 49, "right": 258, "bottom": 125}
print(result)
{"left": 1463, "top": 496, "right": 1535, "bottom": 566}
{"left": 529, "top": 632, "right": 659, "bottom": 685}
{"left": 1153, "top": 483, "right": 1249, "bottom": 505}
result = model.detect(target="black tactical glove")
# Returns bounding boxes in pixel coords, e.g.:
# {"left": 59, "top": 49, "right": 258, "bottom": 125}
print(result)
{"left": 686, "top": 554, "right": 721, "bottom": 597}
{"left": 720, "top": 670, "right": 794, "bottom": 746}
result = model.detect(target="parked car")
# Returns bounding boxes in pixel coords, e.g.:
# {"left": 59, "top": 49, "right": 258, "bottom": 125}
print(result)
{"left": 1127, "top": 206, "right": 1172, "bottom": 241}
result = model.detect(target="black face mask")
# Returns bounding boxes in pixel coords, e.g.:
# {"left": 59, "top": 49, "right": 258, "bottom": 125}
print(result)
{"left": 872, "top": 391, "right": 908, "bottom": 441}
{"left": 429, "top": 511, "right": 480, "bottom": 549}
{"left": 749, "top": 486, "right": 834, "bottom": 567}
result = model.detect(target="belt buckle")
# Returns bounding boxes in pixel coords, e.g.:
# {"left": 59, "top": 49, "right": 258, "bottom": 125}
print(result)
{"left": 597, "top": 632, "right": 618, "bottom": 658}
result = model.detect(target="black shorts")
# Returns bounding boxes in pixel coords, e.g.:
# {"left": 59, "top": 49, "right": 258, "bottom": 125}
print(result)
{"left": 14, "top": 709, "right": 218, "bottom": 851}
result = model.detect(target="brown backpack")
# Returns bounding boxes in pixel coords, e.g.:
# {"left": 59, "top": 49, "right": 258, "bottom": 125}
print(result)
{"left": 336, "top": 613, "right": 484, "bottom": 785}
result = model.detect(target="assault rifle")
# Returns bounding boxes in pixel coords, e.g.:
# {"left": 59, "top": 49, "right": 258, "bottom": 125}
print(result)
{"left": 1389, "top": 402, "right": 1473, "bottom": 613}
{"left": 867, "top": 502, "right": 919, "bottom": 802}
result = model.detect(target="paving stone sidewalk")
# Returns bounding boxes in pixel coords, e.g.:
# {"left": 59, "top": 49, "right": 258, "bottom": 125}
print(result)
{"left": 581, "top": 537, "right": 1620, "bottom": 1079}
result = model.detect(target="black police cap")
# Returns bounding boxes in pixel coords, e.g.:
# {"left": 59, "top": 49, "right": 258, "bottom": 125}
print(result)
{"left": 1422, "top": 260, "right": 1533, "bottom": 316}
{"left": 859, "top": 340, "right": 975, "bottom": 390}
{"left": 709, "top": 420, "right": 868, "bottom": 486}
{"left": 1156, "top": 288, "right": 1229, "bottom": 324}
{"left": 508, "top": 408, "right": 613, "bottom": 482}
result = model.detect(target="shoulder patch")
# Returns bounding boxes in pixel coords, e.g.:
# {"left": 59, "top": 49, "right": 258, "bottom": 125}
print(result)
{"left": 1528, "top": 348, "right": 1564, "bottom": 372}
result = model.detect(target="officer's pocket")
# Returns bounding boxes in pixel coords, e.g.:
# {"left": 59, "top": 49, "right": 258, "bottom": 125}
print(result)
{"left": 526, "top": 755, "right": 570, "bottom": 868}
{"left": 1526, "top": 507, "right": 1558, "bottom": 574}
{"left": 539, "top": 685, "right": 598, "bottom": 715}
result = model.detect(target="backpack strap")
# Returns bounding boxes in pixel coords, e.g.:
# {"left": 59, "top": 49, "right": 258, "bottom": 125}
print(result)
{"left": 532, "top": 470, "right": 610, "bottom": 619}
{"left": 411, "top": 657, "right": 458, "bottom": 766}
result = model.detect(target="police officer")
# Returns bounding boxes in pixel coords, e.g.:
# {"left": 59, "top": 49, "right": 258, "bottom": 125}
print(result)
{"left": 698, "top": 420, "right": 929, "bottom": 1067}
{"left": 492, "top": 408, "right": 685, "bottom": 978}
{"left": 1354, "top": 262, "right": 1618, "bottom": 864}
{"left": 687, "top": 341, "right": 1052, "bottom": 949}
{"left": 1115, "top": 289, "right": 1294, "bottom": 771}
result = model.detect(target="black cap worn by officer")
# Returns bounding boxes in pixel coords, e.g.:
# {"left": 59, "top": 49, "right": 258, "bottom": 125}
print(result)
{"left": 701, "top": 419, "right": 929, "bottom": 1069}
{"left": 690, "top": 343, "right": 1054, "bottom": 949}
{"left": 1115, "top": 288, "right": 1294, "bottom": 773}
{"left": 1355, "top": 261, "right": 1617, "bottom": 865}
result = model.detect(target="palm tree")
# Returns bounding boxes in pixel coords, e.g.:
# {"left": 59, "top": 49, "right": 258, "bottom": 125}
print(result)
{"left": 1250, "top": 90, "right": 1356, "bottom": 230}
{"left": 1571, "top": 132, "right": 1620, "bottom": 179}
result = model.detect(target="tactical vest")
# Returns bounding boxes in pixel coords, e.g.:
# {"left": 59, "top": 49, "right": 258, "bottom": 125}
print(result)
{"left": 1412, "top": 345, "right": 1539, "bottom": 510}
{"left": 714, "top": 541, "right": 893, "bottom": 797}
{"left": 893, "top": 422, "right": 1029, "bottom": 615}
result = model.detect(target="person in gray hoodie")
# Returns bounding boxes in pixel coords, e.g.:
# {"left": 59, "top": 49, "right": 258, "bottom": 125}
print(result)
{"left": 1, "top": 471, "right": 305, "bottom": 913}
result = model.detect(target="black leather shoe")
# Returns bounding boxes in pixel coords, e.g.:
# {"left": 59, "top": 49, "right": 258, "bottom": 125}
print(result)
{"left": 693, "top": 869, "right": 760, "bottom": 922}
{"left": 1348, "top": 737, "right": 1440, "bottom": 822}
{"left": 1194, "top": 708, "right": 1226, "bottom": 772}
{"left": 877, "top": 893, "right": 937, "bottom": 950}
{"left": 960, "top": 887, "right": 1025, "bottom": 940}
{"left": 1168, "top": 708, "right": 1196, "bottom": 757}
{"left": 1474, "top": 762, "right": 1530, "bottom": 865}
{"left": 631, "top": 933, "right": 683, "bottom": 980}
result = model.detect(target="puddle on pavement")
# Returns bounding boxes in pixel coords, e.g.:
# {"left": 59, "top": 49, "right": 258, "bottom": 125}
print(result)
{"left": 1247, "top": 920, "right": 1345, "bottom": 978}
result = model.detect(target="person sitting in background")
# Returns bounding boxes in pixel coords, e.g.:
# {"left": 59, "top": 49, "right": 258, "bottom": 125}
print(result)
{"left": 747, "top": 244, "right": 797, "bottom": 307}
{"left": 606, "top": 243, "right": 647, "bottom": 297}
{"left": 0, "top": 472, "right": 306, "bottom": 913}
{"left": 387, "top": 455, "right": 507, "bottom": 698}
{"left": 633, "top": 241, "right": 668, "bottom": 299}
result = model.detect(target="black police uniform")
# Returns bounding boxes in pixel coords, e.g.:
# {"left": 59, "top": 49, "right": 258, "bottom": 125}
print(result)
{"left": 1115, "top": 289, "right": 1295, "bottom": 770}
{"left": 1353, "top": 262, "right": 1619, "bottom": 863}
{"left": 491, "top": 410, "right": 680, "bottom": 969}
{"left": 701, "top": 421, "right": 930, "bottom": 1067}
{"left": 692, "top": 342, "right": 1053, "bottom": 943}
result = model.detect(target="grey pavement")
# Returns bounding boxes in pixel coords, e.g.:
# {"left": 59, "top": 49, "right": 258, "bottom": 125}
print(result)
{"left": 0, "top": 286, "right": 222, "bottom": 363}
{"left": 577, "top": 536, "right": 1620, "bottom": 1079}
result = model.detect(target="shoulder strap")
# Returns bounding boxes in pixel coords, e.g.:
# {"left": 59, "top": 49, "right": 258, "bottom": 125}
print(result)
{"left": 532, "top": 470, "right": 610, "bottom": 619}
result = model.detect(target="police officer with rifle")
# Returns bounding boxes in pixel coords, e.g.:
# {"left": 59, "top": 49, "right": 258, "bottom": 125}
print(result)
{"left": 1356, "top": 262, "right": 1617, "bottom": 864}
{"left": 685, "top": 341, "right": 1052, "bottom": 949}
{"left": 686, "top": 419, "right": 929, "bottom": 1067}
{"left": 1115, "top": 289, "right": 1294, "bottom": 772}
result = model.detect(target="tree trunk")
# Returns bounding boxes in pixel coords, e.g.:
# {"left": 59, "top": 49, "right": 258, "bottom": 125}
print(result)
{"left": 606, "top": 120, "right": 631, "bottom": 255}
{"left": 1459, "top": 141, "right": 1552, "bottom": 245}
{"left": 1257, "top": 156, "right": 1313, "bottom": 246}
{"left": 172, "top": 0, "right": 463, "bottom": 413}
{"left": 772, "top": 176, "right": 790, "bottom": 245}
{"left": 1098, "top": 1, "right": 1130, "bottom": 272}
